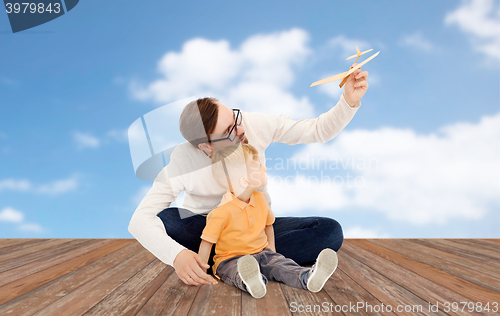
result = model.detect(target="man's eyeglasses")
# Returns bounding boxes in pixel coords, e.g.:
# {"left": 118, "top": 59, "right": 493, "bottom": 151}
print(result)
{"left": 209, "top": 109, "right": 242, "bottom": 143}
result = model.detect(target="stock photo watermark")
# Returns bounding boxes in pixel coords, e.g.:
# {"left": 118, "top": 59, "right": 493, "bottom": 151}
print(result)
{"left": 289, "top": 301, "right": 499, "bottom": 314}
{"left": 3, "top": 0, "right": 79, "bottom": 33}
{"left": 264, "top": 155, "right": 378, "bottom": 189}
{"left": 264, "top": 154, "right": 379, "bottom": 172}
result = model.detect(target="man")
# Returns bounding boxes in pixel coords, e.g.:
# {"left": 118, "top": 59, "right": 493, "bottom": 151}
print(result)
{"left": 128, "top": 64, "right": 369, "bottom": 285}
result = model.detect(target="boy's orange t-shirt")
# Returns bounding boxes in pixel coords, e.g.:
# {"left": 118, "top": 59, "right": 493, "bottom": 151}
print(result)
{"left": 201, "top": 190, "right": 275, "bottom": 277}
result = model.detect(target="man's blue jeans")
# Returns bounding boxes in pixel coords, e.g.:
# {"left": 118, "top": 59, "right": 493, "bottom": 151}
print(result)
{"left": 157, "top": 207, "right": 344, "bottom": 272}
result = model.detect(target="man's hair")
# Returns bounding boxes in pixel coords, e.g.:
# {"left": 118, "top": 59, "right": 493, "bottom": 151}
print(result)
{"left": 211, "top": 143, "right": 259, "bottom": 192}
{"left": 179, "top": 97, "right": 219, "bottom": 148}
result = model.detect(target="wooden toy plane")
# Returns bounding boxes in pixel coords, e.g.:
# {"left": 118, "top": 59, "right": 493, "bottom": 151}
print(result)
{"left": 310, "top": 46, "right": 380, "bottom": 88}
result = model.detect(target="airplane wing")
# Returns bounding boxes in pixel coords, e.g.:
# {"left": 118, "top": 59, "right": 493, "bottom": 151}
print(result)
{"left": 344, "top": 51, "right": 379, "bottom": 77}
{"left": 310, "top": 71, "right": 349, "bottom": 87}
{"left": 346, "top": 48, "right": 373, "bottom": 60}
{"left": 310, "top": 51, "right": 380, "bottom": 87}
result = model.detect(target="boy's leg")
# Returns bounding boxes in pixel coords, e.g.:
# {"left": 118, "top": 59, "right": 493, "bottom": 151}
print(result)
{"left": 257, "top": 248, "right": 310, "bottom": 290}
{"left": 157, "top": 207, "right": 216, "bottom": 272}
{"left": 272, "top": 216, "right": 343, "bottom": 265}
{"left": 306, "top": 248, "right": 338, "bottom": 292}
{"left": 237, "top": 255, "right": 267, "bottom": 298}
{"left": 216, "top": 255, "right": 269, "bottom": 295}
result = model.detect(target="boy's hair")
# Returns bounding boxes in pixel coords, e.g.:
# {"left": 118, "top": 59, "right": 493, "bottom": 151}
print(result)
{"left": 211, "top": 143, "right": 259, "bottom": 192}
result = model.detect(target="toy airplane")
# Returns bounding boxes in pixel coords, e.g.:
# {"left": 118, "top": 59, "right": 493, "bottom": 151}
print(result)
{"left": 310, "top": 46, "right": 380, "bottom": 88}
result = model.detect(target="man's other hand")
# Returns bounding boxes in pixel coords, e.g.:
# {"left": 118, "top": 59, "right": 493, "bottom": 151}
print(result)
{"left": 173, "top": 249, "right": 218, "bottom": 285}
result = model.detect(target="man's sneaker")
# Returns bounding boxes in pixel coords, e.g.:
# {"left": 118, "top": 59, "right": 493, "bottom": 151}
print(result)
{"left": 237, "top": 255, "right": 266, "bottom": 299}
{"left": 306, "top": 248, "right": 338, "bottom": 293}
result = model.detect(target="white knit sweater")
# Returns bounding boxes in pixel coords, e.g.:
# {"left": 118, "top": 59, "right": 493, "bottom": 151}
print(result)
{"left": 128, "top": 94, "right": 361, "bottom": 267}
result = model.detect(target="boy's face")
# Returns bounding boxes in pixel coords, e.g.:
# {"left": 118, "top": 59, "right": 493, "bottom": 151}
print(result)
{"left": 245, "top": 154, "right": 267, "bottom": 189}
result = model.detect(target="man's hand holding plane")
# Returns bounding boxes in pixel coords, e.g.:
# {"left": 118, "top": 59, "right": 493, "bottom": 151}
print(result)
{"left": 311, "top": 46, "right": 379, "bottom": 107}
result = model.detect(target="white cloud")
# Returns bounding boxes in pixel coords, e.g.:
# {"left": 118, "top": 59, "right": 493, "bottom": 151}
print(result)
{"left": 317, "top": 73, "right": 344, "bottom": 99}
{"left": 0, "top": 76, "right": 17, "bottom": 86}
{"left": 36, "top": 177, "right": 79, "bottom": 196}
{"left": 18, "top": 223, "right": 44, "bottom": 233}
{"left": 73, "top": 129, "right": 130, "bottom": 150}
{"left": 399, "top": 32, "right": 436, "bottom": 52}
{"left": 0, "top": 176, "right": 79, "bottom": 196}
{"left": 267, "top": 173, "right": 349, "bottom": 215}
{"left": 0, "top": 207, "right": 45, "bottom": 233}
{"left": 0, "top": 179, "right": 31, "bottom": 191}
{"left": 0, "top": 207, "right": 24, "bottom": 223}
{"left": 343, "top": 226, "right": 390, "bottom": 239}
{"left": 132, "top": 185, "right": 185, "bottom": 208}
{"left": 73, "top": 131, "right": 100, "bottom": 149}
{"left": 129, "top": 28, "right": 316, "bottom": 119}
{"left": 327, "top": 35, "right": 371, "bottom": 57}
{"left": 106, "top": 129, "right": 128, "bottom": 143}
{"left": 132, "top": 185, "right": 151, "bottom": 206}
{"left": 267, "top": 112, "right": 500, "bottom": 226}
{"left": 445, "top": 0, "right": 500, "bottom": 61}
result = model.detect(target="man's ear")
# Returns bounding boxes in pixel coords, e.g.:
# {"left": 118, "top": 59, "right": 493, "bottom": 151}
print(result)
{"left": 239, "top": 176, "right": 249, "bottom": 188}
{"left": 198, "top": 142, "right": 212, "bottom": 153}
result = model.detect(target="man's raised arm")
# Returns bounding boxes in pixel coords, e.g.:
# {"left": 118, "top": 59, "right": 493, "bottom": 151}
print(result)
{"left": 247, "top": 64, "right": 368, "bottom": 146}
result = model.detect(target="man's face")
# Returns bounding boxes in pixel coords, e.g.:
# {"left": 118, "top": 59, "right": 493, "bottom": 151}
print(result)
{"left": 245, "top": 154, "right": 267, "bottom": 189}
{"left": 208, "top": 102, "right": 247, "bottom": 151}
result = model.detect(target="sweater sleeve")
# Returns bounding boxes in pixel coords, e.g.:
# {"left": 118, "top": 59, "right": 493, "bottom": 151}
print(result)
{"left": 128, "top": 167, "right": 186, "bottom": 267}
{"left": 269, "top": 93, "right": 360, "bottom": 145}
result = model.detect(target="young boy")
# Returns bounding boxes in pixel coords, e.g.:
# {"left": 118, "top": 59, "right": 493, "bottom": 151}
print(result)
{"left": 198, "top": 143, "right": 338, "bottom": 299}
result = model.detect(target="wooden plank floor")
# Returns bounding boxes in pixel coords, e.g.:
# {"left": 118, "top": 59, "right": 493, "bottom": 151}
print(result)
{"left": 0, "top": 239, "right": 498, "bottom": 316}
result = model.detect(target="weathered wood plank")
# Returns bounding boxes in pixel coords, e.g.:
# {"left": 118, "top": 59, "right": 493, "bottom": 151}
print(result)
{"left": 370, "top": 239, "right": 500, "bottom": 292}
{"left": 171, "top": 285, "right": 200, "bottom": 316}
{"left": 0, "top": 241, "right": 142, "bottom": 316}
{"left": 242, "top": 281, "right": 292, "bottom": 316}
{"left": 339, "top": 244, "right": 448, "bottom": 316}
{"left": 0, "top": 239, "right": 497, "bottom": 316}
{"left": 347, "top": 240, "right": 499, "bottom": 309}
{"left": 322, "top": 255, "right": 394, "bottom": 316}
{"left": 0, "top": 239, "right": 51, "bottom": 253}
{"left": 0, "top": 239, "right": 133, "bottom": 305}
{"left": 31, "top": 244, "right": 156, "bottom": 316}
{"left": 0, "top": 239, "right": 12, "bottom": 245}
{"left": 0, "top": 239, "right": 106, "bottom": 285}
{"left": 481, "top": 239, "right": 500, "bottom": 245}
{"left": 82, "top": 259, "right": 172, "bottom": 316}
{"left": 404, "top": 239, "right": 499, "bottom": 279}
{"left": 135, "top": 267, "right": 190, "bottom": 316}
{"left": 458, "top": 238, "right": 500, "bottom": 248}
{"left": 280, "top": 282, "right": 338, "bottom": 316}
{"left": 186, "top": 281, "right": 241, "bottom": 316}
{"left": 447, "top": 239, "right": 500, "bottom": 260}
{"left": 411, "top": 239, "right": 500, "bottom": 270}
{"left": 0, "top": 239, "right": 76, "bottom": 264}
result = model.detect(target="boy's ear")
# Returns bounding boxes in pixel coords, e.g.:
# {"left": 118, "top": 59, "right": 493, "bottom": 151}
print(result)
{"left": 239, "top": 176, "right": 249, "bottom": 188}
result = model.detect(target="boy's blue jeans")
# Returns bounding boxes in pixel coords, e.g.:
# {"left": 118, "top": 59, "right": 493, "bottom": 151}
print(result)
{"left": 157, "top": 207, "right": 344, "bottom": 271}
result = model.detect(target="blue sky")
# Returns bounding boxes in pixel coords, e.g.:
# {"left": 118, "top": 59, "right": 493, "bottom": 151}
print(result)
{"left": 0, "top": 0, "right": 499, "bottom": 238}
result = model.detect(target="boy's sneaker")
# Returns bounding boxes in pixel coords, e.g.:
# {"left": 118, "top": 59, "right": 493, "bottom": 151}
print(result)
{"left": 237, "top": 255, "right": 266, "bottom": 299}
{"left": 306, "top": 248, "right": 338, "bottom": 293}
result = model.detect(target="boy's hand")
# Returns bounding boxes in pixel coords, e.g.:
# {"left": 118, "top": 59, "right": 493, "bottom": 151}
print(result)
{"left": 343, "top": 63, "right": 369, "bottom": 107}
{"left": 173, "top": 249, "right": 218, "bottom": 285}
